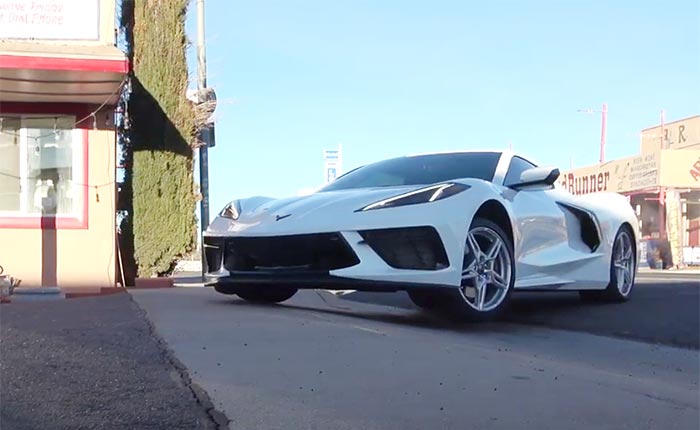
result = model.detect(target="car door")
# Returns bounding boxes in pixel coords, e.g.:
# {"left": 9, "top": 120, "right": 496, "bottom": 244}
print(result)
{"left": 500, "top": 156, "right": 576, "bottom": 288}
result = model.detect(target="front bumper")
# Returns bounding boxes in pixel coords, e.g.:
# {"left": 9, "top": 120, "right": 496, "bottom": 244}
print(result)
{"left": 203, "top": 226, "right": 464, "bottom": 289}
{"left": 205, "top": 271, "right": 454, "bottom": 293}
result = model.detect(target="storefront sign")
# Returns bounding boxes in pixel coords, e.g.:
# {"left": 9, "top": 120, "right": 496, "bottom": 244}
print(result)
{"left": 0, "top": 0, "right": 99, "bottom": 40}
{"left": 628, "top": 153, "right": 658, "bottom": 189}
{"left": 658, "top": 149, "right": 700, "bottom": 188}
{"left": 560, "top": 152, "right": 658, "bottom": 195}
{"left": 641, "top": 115, "right": 700, "bottom": 154}
{"left": 690, "top": 157, "right": 700, "bottom": 182}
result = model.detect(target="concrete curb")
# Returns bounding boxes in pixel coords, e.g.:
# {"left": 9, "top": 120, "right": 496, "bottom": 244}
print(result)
{"left": 639, "top": 267, "right": 700, "bottom": 275}
{"left": 127, "top": 292, "right": 230, "bottom": 430}
{"left": 6, "top": 287, "right": 127, "bottom": 302}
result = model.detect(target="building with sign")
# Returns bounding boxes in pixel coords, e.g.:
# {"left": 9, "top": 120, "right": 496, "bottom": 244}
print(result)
{"left": 0, "top": 0, "right": 129, "bottom": 290}
{"left": 559, "top": 115, "right": 700, "bottom": 266}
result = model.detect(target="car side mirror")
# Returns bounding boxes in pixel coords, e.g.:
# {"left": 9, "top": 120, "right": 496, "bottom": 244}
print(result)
{"left": 511, "top": 166, "right": 560, "bottom": 189}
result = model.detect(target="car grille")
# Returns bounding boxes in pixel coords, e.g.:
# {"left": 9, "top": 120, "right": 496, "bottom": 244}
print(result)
{"left": 359, "top": 227, "right": 449, "bottom": 270}
{"left": 205, "top": 233, "right": 360, "bottom": 273}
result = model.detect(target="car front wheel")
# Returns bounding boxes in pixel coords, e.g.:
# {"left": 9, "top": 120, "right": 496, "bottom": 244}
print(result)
{"left": 444, "top": 217, "right": 515, "bottom": 321}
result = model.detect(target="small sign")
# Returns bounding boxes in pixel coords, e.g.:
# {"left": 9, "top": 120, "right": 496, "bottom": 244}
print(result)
{"left": 323, "top": 146, "right": 343, "bottom": 184}
{"left": 0, "top": 0, "right": 100, "bottom": 40}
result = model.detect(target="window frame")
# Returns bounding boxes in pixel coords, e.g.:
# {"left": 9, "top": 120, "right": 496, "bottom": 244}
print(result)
{"left": 0, "top": 105, "right": 90, "bottom": 230}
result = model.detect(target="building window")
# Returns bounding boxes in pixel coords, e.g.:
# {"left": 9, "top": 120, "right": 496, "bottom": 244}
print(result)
{"left": 0, "top": 115, "right": 86, "bottom": 227}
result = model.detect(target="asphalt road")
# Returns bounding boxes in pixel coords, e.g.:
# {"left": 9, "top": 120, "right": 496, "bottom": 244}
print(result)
{"left": 342, "top": 274, "right": 700, "bottom": 349}
{"left": 132, "top": 286, "right": 699, "bottom": 430}
{"left": 0, "top": 293, "right": 226, "bottom": 430}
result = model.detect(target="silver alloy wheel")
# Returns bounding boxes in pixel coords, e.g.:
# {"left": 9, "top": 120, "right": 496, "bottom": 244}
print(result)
{"left": 460, "top": 226, "right": 513, "bottom": 312}
{"left": 613, "top": 231, "right": 635, "bottom": 296}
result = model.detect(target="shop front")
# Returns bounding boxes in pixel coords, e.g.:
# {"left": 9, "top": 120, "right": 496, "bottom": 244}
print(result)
{"left": 0, "top": 0, "right": 128, "bottom": 290}
{"left": 559, "top": 115, "right": 700, "bottom": 267}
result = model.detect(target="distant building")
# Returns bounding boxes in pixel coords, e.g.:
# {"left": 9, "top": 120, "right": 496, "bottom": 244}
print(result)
{"left": 559, "top": 115, "right": 700, "bottom": 266}
{"left": 0, "top": 0, "right": 129, "bottom": 289}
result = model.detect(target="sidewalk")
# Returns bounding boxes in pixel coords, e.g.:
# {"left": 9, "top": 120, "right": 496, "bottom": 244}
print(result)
{"left": 638, "top": 266, "right": 700, "bottom": 274}
{"left": 638, "top": 266, "right": 700, "bottom": 282}
{"left": 0, "top": 293, "right": 225, "bottom": 429}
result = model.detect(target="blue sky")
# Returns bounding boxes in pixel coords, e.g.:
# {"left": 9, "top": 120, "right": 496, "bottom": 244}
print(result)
{"left": 185, "top": 0, "right": 699, "bottom": 214}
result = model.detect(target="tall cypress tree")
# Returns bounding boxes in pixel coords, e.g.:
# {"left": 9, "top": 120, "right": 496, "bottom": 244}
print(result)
{"left": 120, "top": 0, "right": 197, "bottom": 278}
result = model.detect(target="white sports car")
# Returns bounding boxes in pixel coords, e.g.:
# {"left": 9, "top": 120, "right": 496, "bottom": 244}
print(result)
{"left": 204, "top": 150, "right": 639, "bottom": 320}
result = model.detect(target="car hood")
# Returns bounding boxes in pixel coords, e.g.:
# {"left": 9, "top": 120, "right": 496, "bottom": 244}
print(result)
{"left": 206, "top": 184, "right": 430, "bottom": 235}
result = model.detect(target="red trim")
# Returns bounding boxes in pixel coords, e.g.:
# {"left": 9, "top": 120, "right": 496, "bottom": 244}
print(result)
{"left": 1, "top": 102, "right": 92, "bottom": 117}
{"left": 0, "top": 109, "right": 90, "bottom": 230}
{"left": 0, "top": 55, "right": 129, "bottom": 74}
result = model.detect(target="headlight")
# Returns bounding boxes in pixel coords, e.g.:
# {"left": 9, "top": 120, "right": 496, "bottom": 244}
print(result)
{"left": 357, "top": 183, "right": 470, "bottom": 212}
{"left": 219, "top": 200, "right": 241, "bottom": 220}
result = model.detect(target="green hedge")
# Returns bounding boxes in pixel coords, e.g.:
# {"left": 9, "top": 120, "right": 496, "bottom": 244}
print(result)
{"left": 121, "top": 0, "right": 197, "bottom": 277}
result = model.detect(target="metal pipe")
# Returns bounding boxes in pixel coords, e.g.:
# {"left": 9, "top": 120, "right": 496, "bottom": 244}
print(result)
{"left": 658, "top": 110, "right": 666, "bottom": 240}
{"left": 196, "top": 0, "right": 207, "bottom": 89}
{"left": 196, "top": 0, "right": 210, "bottom": 276}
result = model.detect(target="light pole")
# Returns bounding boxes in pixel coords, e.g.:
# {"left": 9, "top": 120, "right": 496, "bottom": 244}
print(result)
{"left": 196, "top": 0, "right": 211, "bottom": 277}
{"left": 577, "top": 103, "right": 608, "bottom": 164}
{"left": 658, "top": 109, "right": 666, "bottom": 241}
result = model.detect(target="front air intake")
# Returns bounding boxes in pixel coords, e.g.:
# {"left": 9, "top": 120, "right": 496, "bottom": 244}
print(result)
{"left": 359, "top": 227, "right": 449, "bottom": 270}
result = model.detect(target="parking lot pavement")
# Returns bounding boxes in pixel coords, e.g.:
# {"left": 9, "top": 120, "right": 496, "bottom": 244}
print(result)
{"left": 343, "top": 276, "right": 700, "bottom": 349}
{"left": 0, "top": 293, "right": 224, "bottom": 430}
{"left": 131, "top": 287, "right": 699, "bottom": 430}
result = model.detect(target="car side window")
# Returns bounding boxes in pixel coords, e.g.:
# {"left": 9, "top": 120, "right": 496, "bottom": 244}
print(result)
{"left": 504, "top": 156, "right": 536, "bottom": 186}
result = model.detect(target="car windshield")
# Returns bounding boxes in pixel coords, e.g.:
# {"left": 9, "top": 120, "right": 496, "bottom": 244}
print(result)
{"left": 319, "top": 152, "right": 502, "bottom": 191}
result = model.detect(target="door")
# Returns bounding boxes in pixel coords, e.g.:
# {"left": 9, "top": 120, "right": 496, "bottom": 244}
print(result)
{"left": 501, "top": 157, "right": 587, "bottom": 288}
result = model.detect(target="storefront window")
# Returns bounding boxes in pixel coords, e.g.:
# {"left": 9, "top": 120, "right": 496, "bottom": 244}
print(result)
{"left": 0, "top": 115, "right": 83, "bottom": 218}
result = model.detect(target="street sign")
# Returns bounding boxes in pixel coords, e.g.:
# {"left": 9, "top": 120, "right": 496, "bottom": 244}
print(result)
{"left": 323, "top": 146, "right": 342, "bottom": 184}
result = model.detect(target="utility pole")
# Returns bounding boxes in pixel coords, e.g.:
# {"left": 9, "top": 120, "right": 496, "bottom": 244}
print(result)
{"left": 658, "top": 109, "right": 666, "bottom": 240}
{"left": 599, "top": 103, "right": 607, "bottom": 164}
{"left": 577, "top": 103, "right": 607, "bottom": 163}
{"left": 196, "top": 0, "right": 210, "bottom": 275}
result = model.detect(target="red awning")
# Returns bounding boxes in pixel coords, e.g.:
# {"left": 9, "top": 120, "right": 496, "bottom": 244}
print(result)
{"left": 0, "top": 42, "right": 129, "bottom": 105}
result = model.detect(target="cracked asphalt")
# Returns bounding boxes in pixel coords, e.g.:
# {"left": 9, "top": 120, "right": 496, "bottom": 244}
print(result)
{"left": 0, "top": 293, "right": 225, "bottom": 430}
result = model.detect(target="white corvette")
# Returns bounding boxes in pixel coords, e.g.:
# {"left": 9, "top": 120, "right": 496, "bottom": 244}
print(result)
{"left": 204, "top": 151, "right": 639, "bottom": 320}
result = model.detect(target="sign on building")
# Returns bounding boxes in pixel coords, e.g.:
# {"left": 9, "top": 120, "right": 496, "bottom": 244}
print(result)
{"left": 641, "top": 115, "right": 700, "bottom": 154}
{"left": 558, "top": 152, "right": 659, "bottom": 195}
{"left": 323, "top": 145, "right": 343, "bottom": 184}
{"left": 0, "top": 0, "right": 100, "bottom": 40}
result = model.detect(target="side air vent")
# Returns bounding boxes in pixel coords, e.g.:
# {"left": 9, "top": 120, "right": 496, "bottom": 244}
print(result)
{"left": 556, "top": 202, "right": 601, "bottom": 252}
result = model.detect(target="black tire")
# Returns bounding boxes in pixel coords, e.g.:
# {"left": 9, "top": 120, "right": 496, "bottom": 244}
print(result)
{"left": 579, "top": 226, "right": 636, "bottom": 303}
{"left": 213, "top": 283, "right": 238, "bottom": 295}
{"left": 407, "top": 290, "right": 446, "bottom": 310}
{"left": 236, "top": 286, "right": 298, "bottom": 304}
{"left": 442, "top": 217, "right": 516, "bottom": 322}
